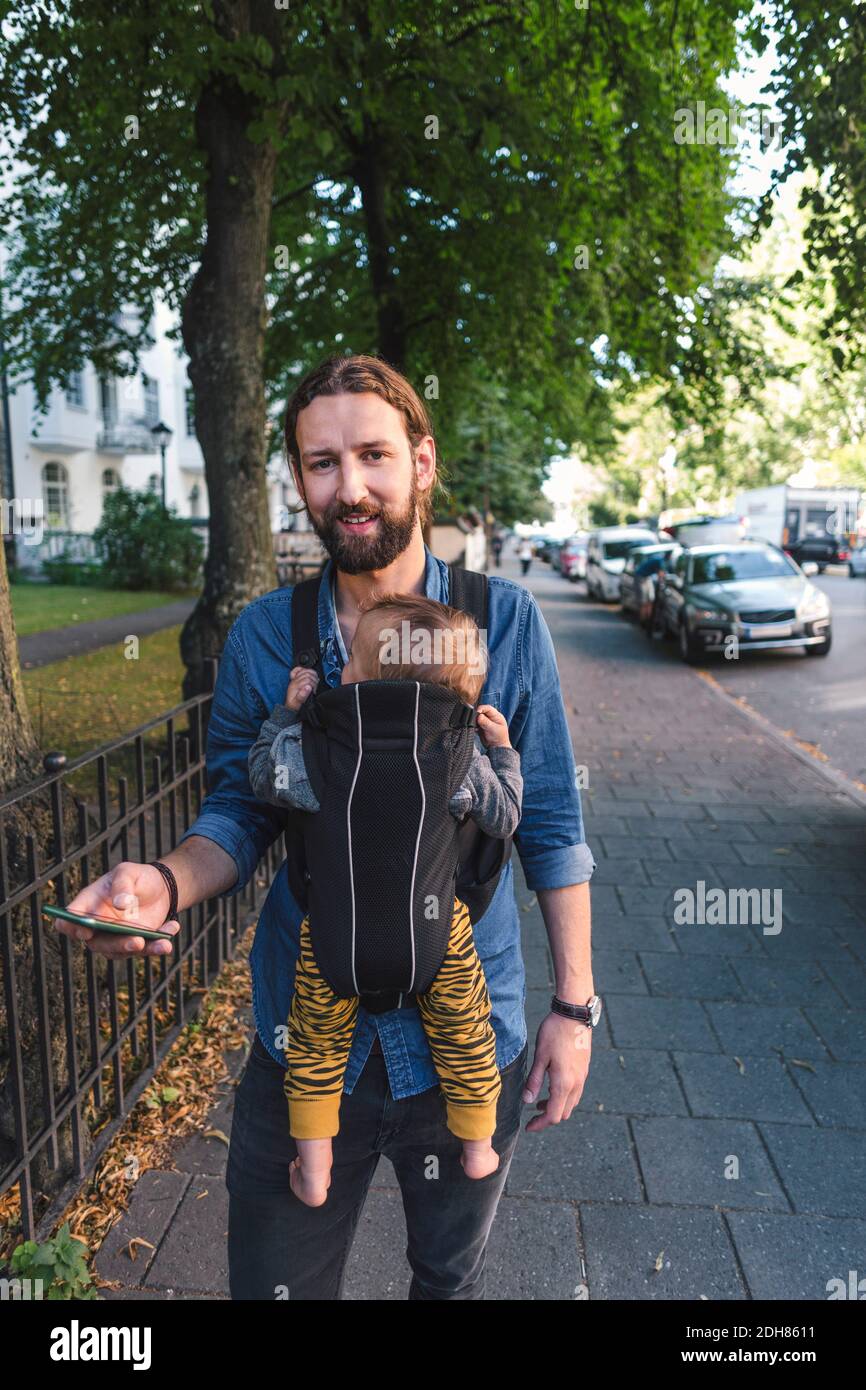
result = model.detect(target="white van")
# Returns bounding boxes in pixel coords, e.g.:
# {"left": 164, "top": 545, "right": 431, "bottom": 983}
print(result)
{"left": 585, "top": 526, "right": 658, "bottom": 601}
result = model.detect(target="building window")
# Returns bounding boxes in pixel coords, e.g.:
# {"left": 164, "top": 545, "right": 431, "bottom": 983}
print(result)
{"left": 189, "top": 483, "right": 200, "bottom": 517}
{"left": 42, "top": 461, "right": 70, "bottom": 529}
{"left": 147, "top": 473, "right": 160, "bottom": 494}
{"left": 142, "top": 373, "right": 159, "bottom": 425}
{"left": 65, "top": 371, "right": 85, "bottom": 408}
{"left": 185, "top": 386, "right": 196, "bottom": 437}
{"left": 102, "top": 468, "right": 121, "bottom": 497}
{"left": 99, "top": 376, "right": 118, "bottom": 423}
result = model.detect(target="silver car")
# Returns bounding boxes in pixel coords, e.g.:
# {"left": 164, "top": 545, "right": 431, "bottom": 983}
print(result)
{"left": 585, "top": 526, "right": 659, "bottom": 601}
{"left": 656, "top": 541, "right": 832, "bottom": 662}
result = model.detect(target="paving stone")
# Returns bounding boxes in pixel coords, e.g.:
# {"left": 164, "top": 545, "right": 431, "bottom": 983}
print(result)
{"left": 704, "top": 1002, "right": 830, "bottom": 1058}
{"left": 145, "top": 1174, "right": 230, "bottom": 1294}
{"left": 94, "top": 1169, "right": 191, "bottom": 1286}
{"left": 632, "top": 1116, "right": 790, "bottom": 1211}
{"left": 581, "top": 1203, "right": 746, "bottom": 1299}
{"left": 785, "top": 1058, "right": 866, "bottom": 1127}
{"left": 672, "top": 1051, "right": 815, "bottom": 1123}
{"left": 802, "top": 1008, "right": 866, "bottom": 1062}
{"left": 506, "top": 1111, "right": 643, "bottom": 1202}
{"left": 581, "top": 1047, "right": 689, "bottom": 1117}
{"left": 590, "top": 949, "right": 648, "bottom": 994}
{"left": 606, "top": 995, "right": 719, "bottom": 1051}
{"left": 726, "top": 1210, "right": 866, "bottom": 1300}
{"left": 639, "top": 952, "right": 743, "bottom": 1000}
{"left": 759, "top": 1124, "right": 866, "bottom": 1218}
{"left": 726, "top": 959, "right": 848, "bottom": 1008}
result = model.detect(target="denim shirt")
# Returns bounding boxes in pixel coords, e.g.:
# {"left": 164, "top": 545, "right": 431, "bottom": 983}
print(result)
{"left": 178, "top": 545, "right": 595, "bottom": 1098}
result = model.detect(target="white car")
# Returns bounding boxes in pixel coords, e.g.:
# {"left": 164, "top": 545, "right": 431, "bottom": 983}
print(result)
{"left": 585, "top": 526, "right": 659, "bottom": 601}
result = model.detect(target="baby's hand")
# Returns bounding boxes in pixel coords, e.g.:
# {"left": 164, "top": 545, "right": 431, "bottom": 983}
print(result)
{"left": 475, "top": 704, "right": 511, "bottom": 749}
{"left": 285, "top": 665, "right": 320, "bottom": 712}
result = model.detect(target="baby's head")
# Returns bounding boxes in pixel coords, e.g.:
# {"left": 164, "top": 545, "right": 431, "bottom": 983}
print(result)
{"left": 341, "top": 592, "right": 487, "bottom": 706}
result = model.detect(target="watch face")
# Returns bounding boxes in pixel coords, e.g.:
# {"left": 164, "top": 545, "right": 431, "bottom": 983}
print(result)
{"left": 589, "top": 995, "right": 602, "bottom": 1026}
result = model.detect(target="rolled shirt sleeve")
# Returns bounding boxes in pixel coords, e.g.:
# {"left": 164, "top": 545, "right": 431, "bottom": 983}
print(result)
{"left": 510, "top": 591, "right": 596, "bottom": 891}
{"left": 177, "top": 625, "right": 287, "bottom": 897}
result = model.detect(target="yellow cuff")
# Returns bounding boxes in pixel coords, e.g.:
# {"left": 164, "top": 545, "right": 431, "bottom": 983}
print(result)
{"left": 445, "top": 1098, "right": 498, "bottom": 1141}
{"left": 288, "top": 1092, "right": 342, "bottom": 1139}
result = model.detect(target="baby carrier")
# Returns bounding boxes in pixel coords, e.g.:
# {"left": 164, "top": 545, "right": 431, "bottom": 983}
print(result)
{"left": 282, "top": 563, "right": 513, "bottom": 1014}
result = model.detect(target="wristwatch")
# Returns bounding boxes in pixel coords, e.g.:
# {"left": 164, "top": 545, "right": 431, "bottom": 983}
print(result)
{"left": 550, "top": 993, "right": 602, "bottom": 1027}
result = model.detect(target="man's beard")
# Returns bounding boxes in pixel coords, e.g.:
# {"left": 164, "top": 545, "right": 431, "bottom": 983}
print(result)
{"left": 308, "top": 473, "right": 420, "bottom": 575}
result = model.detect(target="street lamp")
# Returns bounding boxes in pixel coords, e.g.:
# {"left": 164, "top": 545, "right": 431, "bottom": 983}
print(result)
{"left": 150, "top": 420, "right": 173, "bottom": 510}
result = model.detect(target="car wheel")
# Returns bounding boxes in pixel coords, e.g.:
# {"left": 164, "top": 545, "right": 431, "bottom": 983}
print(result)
{"left": 850, "top": 564, "right": 856, "bottom": 578}
{"left": 678, "top": 619, "right": 703, "bottom": 665}
{"left": 806, "top": 630, "right": 832, "bottom": 657}
{"left": 817, "top": 562, "right": 827, "bottom": 573}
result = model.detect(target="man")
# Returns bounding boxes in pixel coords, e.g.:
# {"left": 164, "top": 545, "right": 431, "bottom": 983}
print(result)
{"left": 60, "top": 353, "right": 597, "bottom": 1300}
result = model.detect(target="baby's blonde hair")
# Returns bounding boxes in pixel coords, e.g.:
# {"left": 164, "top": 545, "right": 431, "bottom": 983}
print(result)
{"left": 352, "top": 592, "right": 488, "bottom": 706}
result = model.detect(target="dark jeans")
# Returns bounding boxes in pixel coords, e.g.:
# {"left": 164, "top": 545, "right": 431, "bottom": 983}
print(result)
{"left": 520, "top": 558, "right": 531, "bottom": 575}
{"left": 226, "top": 1030, "right": 530, "bottom": 1300}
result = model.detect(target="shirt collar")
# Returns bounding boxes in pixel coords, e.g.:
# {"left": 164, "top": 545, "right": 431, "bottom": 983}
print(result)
{"left": 317, "top": 543, "right": 450, "bottom": 685}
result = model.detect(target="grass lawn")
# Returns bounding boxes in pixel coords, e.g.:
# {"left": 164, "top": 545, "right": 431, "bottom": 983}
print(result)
{"left": 21, "top": 625, "right": 188, "bottom": 766}
{"left": 11, "top": 581, "right": 196, "bottom": 637}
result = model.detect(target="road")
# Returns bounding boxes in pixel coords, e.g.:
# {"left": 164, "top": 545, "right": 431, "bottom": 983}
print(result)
{"left": 705, "top": 571, "right": 866, "bottom": 786}
{"left": 536, "top": 560, "right": 866, "bottom": 788}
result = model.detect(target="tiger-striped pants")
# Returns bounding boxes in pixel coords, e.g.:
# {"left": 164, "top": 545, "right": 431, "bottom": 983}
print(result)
{"left": 283, "top": 897, "right": 502, "bottom": 1142}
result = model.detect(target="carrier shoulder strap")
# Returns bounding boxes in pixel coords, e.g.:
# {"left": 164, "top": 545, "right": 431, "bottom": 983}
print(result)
{"left": 447, "top": 563, "right": 488, "bottom": 657}
{"left": 290, "top": 568, "right": 327, "bottom": 678}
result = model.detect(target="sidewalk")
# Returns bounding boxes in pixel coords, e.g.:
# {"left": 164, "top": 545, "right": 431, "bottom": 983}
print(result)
{"left": 19, "top": 599, "right": 196, "bottom": 669}
{"left": 96, "top": 550, "right": 866, "bottom": 1299}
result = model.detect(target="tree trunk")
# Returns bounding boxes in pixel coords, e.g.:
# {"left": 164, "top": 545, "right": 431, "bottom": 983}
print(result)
{"left": 179, "top": 1, "right": 289, "bottom": 700}
{"left": 355, "top": 129, "right": 407, "bottom": 371}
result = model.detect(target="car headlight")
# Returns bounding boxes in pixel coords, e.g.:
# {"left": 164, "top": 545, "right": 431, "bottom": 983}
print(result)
{"left": 690, "top": 606, "right": 729, "bottom": 622}
{"left": 798, "top": 591, "right": 830, "bottom": 619}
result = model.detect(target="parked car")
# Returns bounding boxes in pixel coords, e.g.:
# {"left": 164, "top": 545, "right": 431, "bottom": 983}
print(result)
{"left": 559, "top": 535, "right": 588, "bottom": 581}
{"left": 585, "top": 526, "right": 659, "bottom": 601}
{"left": 849, "top": 539, "right": 866, "bottom": 577}
{"left": 548, "top": 539, "right": 566, "bottom": 572}
{"left": 619, "top": 543, "right": 678, "bottom": 625}
{"left": 654, "top": 541, "right": 832, "bottom": 663}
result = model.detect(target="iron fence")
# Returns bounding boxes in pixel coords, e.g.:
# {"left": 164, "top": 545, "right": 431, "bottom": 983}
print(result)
{"left": 0, "top": 656, "right": 281, "bottom": 1246}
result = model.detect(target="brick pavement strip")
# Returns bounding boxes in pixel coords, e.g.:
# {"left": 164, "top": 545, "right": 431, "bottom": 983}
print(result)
{"left": 95, "top": 559, "right": 866, "bottom": 1300}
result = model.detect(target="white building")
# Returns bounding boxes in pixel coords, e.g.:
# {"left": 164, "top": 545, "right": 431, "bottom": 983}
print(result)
{"left": 2, "top": 296, "right": 301, "bottom": 573}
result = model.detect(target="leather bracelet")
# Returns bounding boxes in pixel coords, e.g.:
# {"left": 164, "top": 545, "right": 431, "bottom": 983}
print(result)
{"left": 149, "top": 860, "right": 178, "bottom": 926}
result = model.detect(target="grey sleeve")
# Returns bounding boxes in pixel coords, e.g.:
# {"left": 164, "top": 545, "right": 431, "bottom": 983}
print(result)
{"left": 448, "top": 742, "right": 523, "bottom": 837}
{"left": 247, "top": 704, "right": 321, "bottom": 813}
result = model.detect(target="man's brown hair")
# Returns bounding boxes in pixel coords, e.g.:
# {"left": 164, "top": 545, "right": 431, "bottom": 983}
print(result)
{"left": 351, "top": 592, "right": 488, "bottom": 707}
{"left": 283, "top": 353, "right": 445, "bottom": 532}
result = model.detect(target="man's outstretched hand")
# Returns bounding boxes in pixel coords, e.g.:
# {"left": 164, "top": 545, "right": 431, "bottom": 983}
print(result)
{"left": 55, "top": 862, "right": 180, "bottom": 958}
{"left": 522, "top": 1011, "right": 592, "bottom": 1132}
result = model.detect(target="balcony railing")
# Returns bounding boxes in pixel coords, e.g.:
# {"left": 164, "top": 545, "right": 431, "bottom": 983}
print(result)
{"left": 96, "top": 418, "right": 158, "bottom": 454}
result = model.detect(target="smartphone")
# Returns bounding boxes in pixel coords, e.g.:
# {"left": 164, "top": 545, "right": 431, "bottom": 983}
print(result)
{"left": 42, "top": 903, "right": 177, "bottom": 942}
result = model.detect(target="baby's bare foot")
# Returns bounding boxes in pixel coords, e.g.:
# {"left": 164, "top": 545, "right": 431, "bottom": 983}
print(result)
{"left": 289, "top": 1140, "right": 333, "bottom": 1206}
{"left": 289, "top": 1154, "right": 331, "bottom": 1206}
{"left": 460, "top": 1139, "right": 499, "bottom": 1179}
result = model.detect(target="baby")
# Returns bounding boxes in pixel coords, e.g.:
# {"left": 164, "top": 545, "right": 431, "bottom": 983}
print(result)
{"left": 248, "top": 591, "right": 523, "bottom": 1207}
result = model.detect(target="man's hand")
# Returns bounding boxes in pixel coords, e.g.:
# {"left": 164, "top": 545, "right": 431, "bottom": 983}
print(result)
{"left": 57, "top": 862, "right": 180, "bottom": 958}
{"left": 522, "top": 1011, "right": 592, "bottom": 1132}
{"left": 285, "top": 665, "right": 320, "bottom": 712}
{"left": 476, "top": 704, "right": 511, "bottom": 749}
